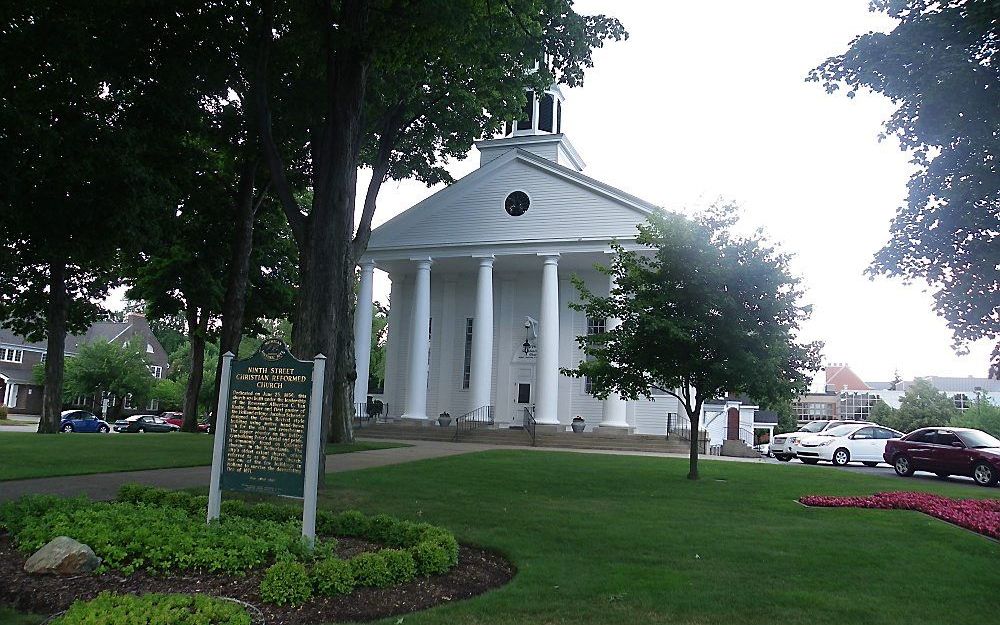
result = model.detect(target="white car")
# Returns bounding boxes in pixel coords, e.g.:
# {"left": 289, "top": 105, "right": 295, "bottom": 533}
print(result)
{"left": 770, "top": 420, "right": 870, "bottom": 461}
{"left": 792, "top": 423, "right": 904, "bottom": 466}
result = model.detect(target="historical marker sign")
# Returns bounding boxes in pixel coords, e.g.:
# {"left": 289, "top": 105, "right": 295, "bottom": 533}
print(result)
{"left": 220, "top": 339, "right": 313, "bottom": 498}
{"left": 207, "top": 338, "right": 326, "bottom": 544}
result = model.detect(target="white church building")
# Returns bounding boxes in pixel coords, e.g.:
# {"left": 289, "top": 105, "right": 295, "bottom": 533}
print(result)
{"left": 351, "top": 85, "right": 755, "bottom": 441}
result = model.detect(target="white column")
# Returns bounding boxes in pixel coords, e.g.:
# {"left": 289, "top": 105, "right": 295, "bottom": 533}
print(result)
{"left": 470, "top": 256, "right": 495, "bottom": 411}
{"left": 402, "top": 258, "right": 432, "bottom": 421}
{"left": 600, "top": 270, "right": 629, "bottom": 429}
{"left": 6, "top": 383, "right": 17, "bottom": 408}
{"left": 534, "top": 253, "right": 560, "bottom": 425}
{"left": 353, "top": 261, "right": 376, "bottom": 404}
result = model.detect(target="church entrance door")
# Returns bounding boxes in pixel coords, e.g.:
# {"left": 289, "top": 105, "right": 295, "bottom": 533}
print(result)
{"left": 511, "top": 366, "right": 534, "bottom": 427}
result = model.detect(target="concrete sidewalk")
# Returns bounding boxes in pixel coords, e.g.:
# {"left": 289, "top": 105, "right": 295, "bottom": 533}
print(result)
{"left": 0, "top": 438, "right": 775, "bottom": 503}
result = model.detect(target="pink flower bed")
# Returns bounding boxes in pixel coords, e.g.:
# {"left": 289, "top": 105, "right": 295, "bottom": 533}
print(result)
{"left": 799, "top": 492, "right": 1000, "bottom": 540}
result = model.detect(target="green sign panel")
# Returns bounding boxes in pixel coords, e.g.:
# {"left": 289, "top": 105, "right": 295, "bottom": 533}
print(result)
{"left": 220, "top": 339, "right": 314, "bottom": 498}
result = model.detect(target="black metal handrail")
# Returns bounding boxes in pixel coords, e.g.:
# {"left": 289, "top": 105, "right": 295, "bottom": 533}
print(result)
{"left": 453, "top": 405, "right": 494, "bottom": 441}
{"left": 353, "top": 400, "right": 388, "bottom": 429}
{"left": 522, "top": 407, "right": 537, "bottom": 446}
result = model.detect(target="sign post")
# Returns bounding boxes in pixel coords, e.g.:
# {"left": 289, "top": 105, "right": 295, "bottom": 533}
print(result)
{"left": 207, "top": 351, "right": 234, "bottom": 522}
{"left": 205, "top": 339, "right": 325, "bottom": 544}
{"left": 301, "top": 354, "right": 325, "bottom": 546}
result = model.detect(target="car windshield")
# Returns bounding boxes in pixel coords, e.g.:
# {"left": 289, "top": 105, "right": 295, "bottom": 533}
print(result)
{"left": 957, "top": 430, "right": 1000, "bottom": 449}
{"left": 798, "top": 422, "right": 829, "bottom": 433}
{"left": 822, "top": 424, "right": 857, "bottom": 437}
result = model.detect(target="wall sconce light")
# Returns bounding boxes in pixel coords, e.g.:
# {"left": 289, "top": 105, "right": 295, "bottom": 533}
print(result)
{"left": 522, "top": 319, "right": 532, "bottom": 356}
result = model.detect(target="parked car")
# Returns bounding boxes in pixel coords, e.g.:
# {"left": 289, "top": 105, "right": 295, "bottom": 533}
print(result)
{"left": 162, "top": 413, "right": 211, "bottom": 433}
{"left": 769, "top": 420, "right": 870, "bottom": 461}
{"left": 113, "top": 414, "right": 180, "bottom": 433}
{"left": 59, "top": 410, "right": 111, "bottom": 433}
{"left": 792, "top": 423, "right": 903, "bottom": 466}
{"left": 884, "top": 427, "right": 1000, "bottom": 487}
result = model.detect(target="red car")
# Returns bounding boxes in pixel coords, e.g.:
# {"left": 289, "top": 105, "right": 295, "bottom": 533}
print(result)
{"left": 162, "top": 412, "right": 211, "bottom": 433}
{"left": 884, "top": 427, "right": 1000, "bottom": 487}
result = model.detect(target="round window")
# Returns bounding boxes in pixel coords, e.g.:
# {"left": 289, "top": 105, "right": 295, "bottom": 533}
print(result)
{"left": 504, "top": 191, "right": 530, "bottom": 216}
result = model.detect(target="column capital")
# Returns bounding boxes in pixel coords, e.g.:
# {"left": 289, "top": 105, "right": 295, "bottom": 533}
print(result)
{"left": 473, "top": 254, "right": 495, "bottom": 267}
{"left": 359, "top": 260, "right": 377, "bottom": 271}
{"left": 409, "top": 257, "right": 433, "bottom": 270}
{"left": 537, "top": 252, "right": 560, "bottom": 265}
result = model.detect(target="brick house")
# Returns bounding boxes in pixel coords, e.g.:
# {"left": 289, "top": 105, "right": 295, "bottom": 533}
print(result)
{"left": 0, "top": 314, "right": 170, "bottom": 415}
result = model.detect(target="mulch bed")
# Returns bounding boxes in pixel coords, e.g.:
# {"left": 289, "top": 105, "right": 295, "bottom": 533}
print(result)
{"left": 0, "top": 533, "right": 516, "bottom": 624}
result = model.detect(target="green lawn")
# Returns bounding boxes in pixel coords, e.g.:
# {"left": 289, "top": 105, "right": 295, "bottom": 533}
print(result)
{"left": 0, "top": 419, "right": 31, "bottom": 426}
{"left": 0, "top": 433, "right": 408, "bottom": 481}
{"left": 316, "top": 451, "right": 998, "bottom": 625}
{"left": 3, "top": 451, "right": 998, "bottom": 624}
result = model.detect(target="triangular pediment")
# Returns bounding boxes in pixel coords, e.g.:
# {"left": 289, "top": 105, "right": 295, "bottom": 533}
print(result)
{"left": 367, "top": 149, "right": 659, "bottom": 253}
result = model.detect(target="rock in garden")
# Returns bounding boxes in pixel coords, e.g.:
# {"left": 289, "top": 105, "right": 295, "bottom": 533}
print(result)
{"left": 24, "top": 536, "right": 101, "bottom": 575}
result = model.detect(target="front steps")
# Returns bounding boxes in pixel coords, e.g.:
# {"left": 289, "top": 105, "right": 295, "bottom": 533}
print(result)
{"left": 357, "top": 422, "right": 693, "bottom": 454}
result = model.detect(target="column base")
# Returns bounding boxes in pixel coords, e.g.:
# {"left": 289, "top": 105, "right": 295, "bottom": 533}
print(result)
{"left": 595, "top": 424, "right": 635, "bottom": 437}
{"left": 399, "top": 415, "right": 431, "bottom": 426}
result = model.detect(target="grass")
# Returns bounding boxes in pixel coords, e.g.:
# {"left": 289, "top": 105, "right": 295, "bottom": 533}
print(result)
{"left": 4, "top": 450, "right": 997, "bottom": 624}
{"left": 0, "top": 433, "right": 408, "bottom": 481}
{"left": 0, "top": 418, "right": 31, "bottom": 426}
{"left": 313, "top": 450, "right": 998, "bottom": 625}
{"left": 0, "top": 606, "right": 42, "bottom": 625}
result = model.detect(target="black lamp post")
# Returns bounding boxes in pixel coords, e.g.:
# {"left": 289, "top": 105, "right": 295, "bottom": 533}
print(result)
{"left": 522, "top": 320, "right": 532, "bottom": 356}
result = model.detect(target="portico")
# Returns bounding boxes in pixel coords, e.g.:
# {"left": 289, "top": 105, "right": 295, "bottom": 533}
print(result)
{"left": 352, "top": 84, "right": 676, "bottom": 434}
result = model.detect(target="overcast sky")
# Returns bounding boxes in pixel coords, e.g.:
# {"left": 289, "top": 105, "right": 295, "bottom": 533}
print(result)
{"left": 355, "top": 0, "right": 995, "bottom": 383}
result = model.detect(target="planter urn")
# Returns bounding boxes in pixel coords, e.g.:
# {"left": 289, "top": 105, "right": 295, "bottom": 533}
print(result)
{"left": 571, "top": 419, "right": 585, "bottom": 433}
{"left": 438, "top": 412, "right": 452, "bottom": 427}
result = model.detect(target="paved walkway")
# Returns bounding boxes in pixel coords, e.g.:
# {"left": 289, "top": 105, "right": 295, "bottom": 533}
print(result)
{"left": 0, "top": 438, "right": 775, "bottom": 502}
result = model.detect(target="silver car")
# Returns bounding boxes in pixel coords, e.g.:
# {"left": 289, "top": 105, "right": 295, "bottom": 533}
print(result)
{"left": 770, "top": 420, "right": 871, "bottom": 461}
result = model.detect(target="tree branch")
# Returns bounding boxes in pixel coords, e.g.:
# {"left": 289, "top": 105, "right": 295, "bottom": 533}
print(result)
{"left": 351, "top": 101, "right": 407, "bottom": 260}
{"left": 252, "top": 0, "right": 306, "bottom": 246}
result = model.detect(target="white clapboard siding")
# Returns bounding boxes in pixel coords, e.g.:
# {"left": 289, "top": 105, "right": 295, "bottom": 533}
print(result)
{"left": 368, "top": 151, "right": 655, "bottom": 252}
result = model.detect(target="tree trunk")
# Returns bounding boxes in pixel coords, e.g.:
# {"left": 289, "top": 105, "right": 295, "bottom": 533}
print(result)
{"left": 111, "top": 396, "right": 125, "bottom": 421}
{"left": 211, "top": 159, "right": 258, "bottom": 425}
{"left": 37, "top": 257, "right": 68, "bottom": 434}
{"left": 686, "top": 408, "right": 701, "bottom": 480}
{"left": 183, "top": 307, "right": 207, "bottom": 432}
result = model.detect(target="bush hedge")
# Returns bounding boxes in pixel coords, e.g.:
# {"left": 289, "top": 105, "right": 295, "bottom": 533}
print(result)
{"left": 0, "top": 485, "right": 460, "bottom": 606}
{"left": 52, "top": 592, "right": 251, "bottom": 625}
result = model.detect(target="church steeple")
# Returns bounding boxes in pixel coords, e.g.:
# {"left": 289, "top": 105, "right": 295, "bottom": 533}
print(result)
{"left": 476, "top": 82, "right": 585, "bottom": 172}
{"left": 502, "top": 86, "right": 565, "bottom": 138}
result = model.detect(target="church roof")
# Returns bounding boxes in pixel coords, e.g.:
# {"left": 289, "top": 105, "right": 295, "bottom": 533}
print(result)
{"left": 365, "top": 147, "right": 661, "bottom": 256}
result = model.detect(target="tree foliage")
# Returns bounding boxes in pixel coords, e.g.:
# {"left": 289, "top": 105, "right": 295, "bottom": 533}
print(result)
{"left": 877, "top": 378, "right": 960, "bottom": 432}
{"left": 954, "top": 394, "right": 1000, "bottom": 438}
{"left": 809, "top": 0, "right": 1000, "bottom": 376}
{"left": 59, "top": 340, "right": 156, "bottom": 419}
{"left": 564, "top": 204, "right": 822, "bottom": 479}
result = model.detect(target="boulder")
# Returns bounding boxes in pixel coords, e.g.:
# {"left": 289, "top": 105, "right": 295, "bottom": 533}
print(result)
{"left": 24, "top": 536, "right": 101, "bottom": 575}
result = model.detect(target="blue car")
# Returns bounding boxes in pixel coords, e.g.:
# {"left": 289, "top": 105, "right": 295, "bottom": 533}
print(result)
{"left": 60, "top": 410, "right": 111, "bottom": 433}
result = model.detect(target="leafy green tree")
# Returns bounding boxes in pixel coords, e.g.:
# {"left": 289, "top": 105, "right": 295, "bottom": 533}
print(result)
{"left": 870, "top": 399, "right": 897, "bottom": 428}
{"left": 809, "top": 0, "right": 1000, "bottom": 376}
{"left": 883, "top": 378, "right": 959, "bottom": 433}
{"left": 57, "top": 340, "right": 155, "bottom": 420}
{"left": 564, "top": 205, "right": 822, "bottom": 479}
{"left": 368, "top": 304, "right": 388, "bottom": 394}
{"left": 774, "top": 400, "right": 798, "bottom": 435}
{"left": 150, "top": 379, "right": 185, "bottom": 413}
{"left": 954, "top": 395, "right": 1000, "bottom": 439}
{"left": 253, "top": 0, "right": 627, "bottom": 443}
{"left": 0, "top": 2, "right": 176, "bottom": 432}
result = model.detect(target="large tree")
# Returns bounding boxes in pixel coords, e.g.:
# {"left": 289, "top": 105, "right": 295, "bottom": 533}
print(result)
{"left": 565, "top": 205, "right": 822, "bottom": 479}
{"left": 0, "top": 2, "right": 175, "bottom": 432}
{"left": 253, "top": 0, "right": 627, "bottom": 443}
{"left": 809, "top": 0, "right": 1000, "bottom": 376}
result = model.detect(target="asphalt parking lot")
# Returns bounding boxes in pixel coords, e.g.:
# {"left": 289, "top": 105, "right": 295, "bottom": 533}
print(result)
{"left": 781, "top": 456, "right": 982, "bottom": 489}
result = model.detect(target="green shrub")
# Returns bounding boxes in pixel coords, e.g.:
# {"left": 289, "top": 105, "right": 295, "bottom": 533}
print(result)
{"left": 52, "top": 592, "right": 250, "bottom": 625}
{"left": 349, "top": 551, "right": 393, "bottom": 587}
{"left": 8, "top": 500, "right": 330, "bottom": 575}
{"left": 0, "top": 405, "right": 8, "bottom": 419}
{"left": 381, "top": 548, "right": 417, "bottom": 583}
{"left": 410, "top": 539, "right": 453, "bottom": 576}
{"left": 311, "top": 557, "right": 356, "bottom": 596}
{"left": 260, "top": 560, "right": 312, "bottom": 606}
{"left": 324, "top": 509, "right": 370, "bottom": 536}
